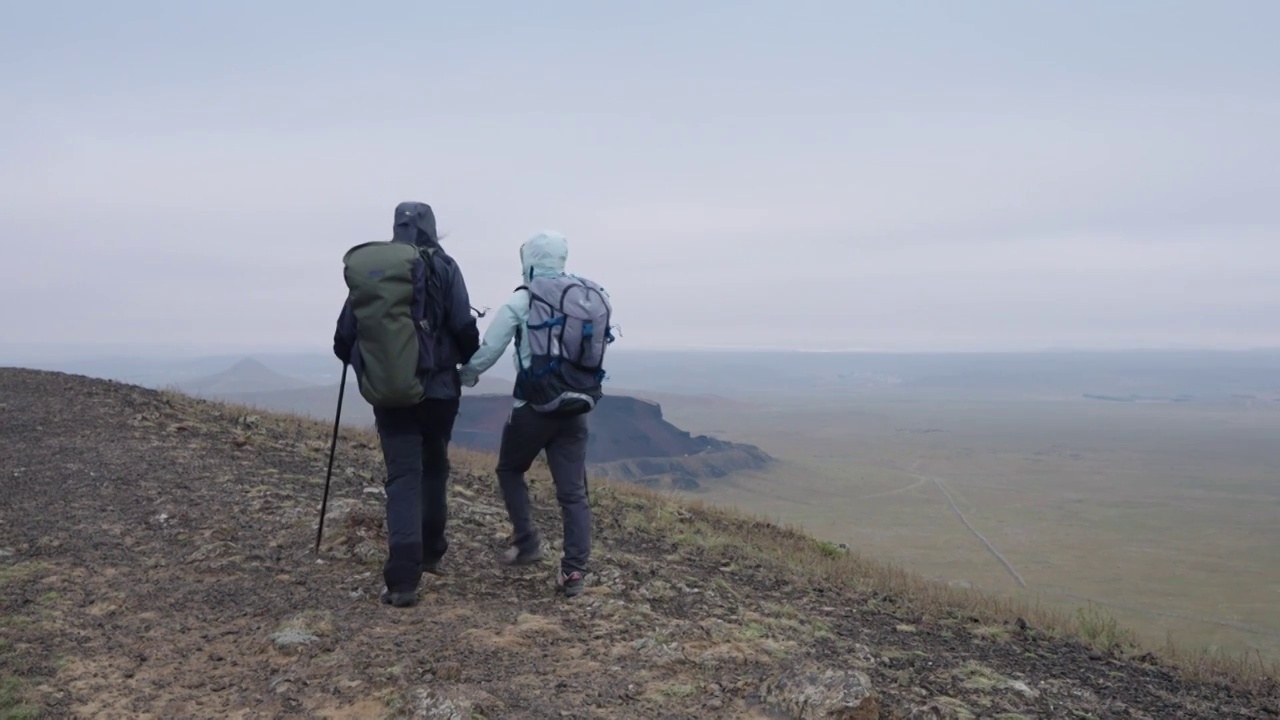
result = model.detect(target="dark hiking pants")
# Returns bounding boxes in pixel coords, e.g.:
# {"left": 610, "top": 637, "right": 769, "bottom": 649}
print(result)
{"left": 373, "top": 397, "right": 459, "bottom": 593}
{"left": 495, "top": 405, "right": 591, "bottom": 574}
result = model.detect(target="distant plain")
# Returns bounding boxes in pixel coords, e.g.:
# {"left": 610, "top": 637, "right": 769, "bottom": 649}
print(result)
{"left": 640, "top": 353, "right": 1280, "bottom": 664}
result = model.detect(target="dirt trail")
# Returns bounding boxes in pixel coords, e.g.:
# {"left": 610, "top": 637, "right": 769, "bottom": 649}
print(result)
{"left": 916, "top": 472, "right": 1028, "bottom": 589}
{"left": 1, "top": 368, "right": 1277, "bottom": 719}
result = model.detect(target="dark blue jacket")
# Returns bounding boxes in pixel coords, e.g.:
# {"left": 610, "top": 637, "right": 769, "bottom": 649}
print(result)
{"left": 333, "top": 202, "right": 480, "bottom": 400}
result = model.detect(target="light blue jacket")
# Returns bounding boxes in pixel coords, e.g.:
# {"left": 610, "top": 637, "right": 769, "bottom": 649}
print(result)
{"left": 460, "top": 230, "right": 600, "bottom": 405}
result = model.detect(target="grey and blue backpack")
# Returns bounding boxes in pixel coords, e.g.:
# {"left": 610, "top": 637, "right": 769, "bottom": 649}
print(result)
{"left": 514, "top": 274, "right": 615, "bottom": 416}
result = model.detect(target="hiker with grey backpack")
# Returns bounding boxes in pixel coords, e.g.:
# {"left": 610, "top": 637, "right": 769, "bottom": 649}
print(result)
{"left": 459, "top": 230, "right": 616, "bottom": 597}
{"left": 333, "top": 201, "right": 480, "bottom": 608}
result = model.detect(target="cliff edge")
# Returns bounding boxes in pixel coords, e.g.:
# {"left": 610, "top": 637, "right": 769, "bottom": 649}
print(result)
{"left": 0, "top": 367, "right": 1275, "bottom": 719}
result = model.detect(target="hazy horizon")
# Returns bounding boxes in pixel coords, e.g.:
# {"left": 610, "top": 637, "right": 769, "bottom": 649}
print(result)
{"left": 9, "top": 344, "right": 1278, "bottom": 408}
{"left": 3, "top": 2, "right": 1278, "bottom": 353}
{"left": 7, "top": 342, "right": 1280, "bottom": 365}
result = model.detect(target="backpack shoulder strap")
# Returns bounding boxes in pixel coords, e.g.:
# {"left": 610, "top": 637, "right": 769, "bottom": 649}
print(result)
{"left": 420, "top": 245, "right": 442, "bottom": 274}
{"left": 414, "top": 246, "right": 446, "bottom": 328}
{"left": 518, "top": 278, "right": 564, "bottom": 310}
{"left": 515, "top": 284, "right": 546, "bottom": 306}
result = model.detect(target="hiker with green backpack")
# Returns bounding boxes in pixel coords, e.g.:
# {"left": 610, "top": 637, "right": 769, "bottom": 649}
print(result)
{"left": 459, "top": 230, "right": 615, "bottom": 597}
{"left": 333, "top": 201, "right": 480, "bottom": 608}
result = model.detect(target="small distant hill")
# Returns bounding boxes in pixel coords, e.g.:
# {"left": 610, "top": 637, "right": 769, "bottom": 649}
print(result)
{"left": 176, "top": 357, "right": 318, "bottom": 396}
{"left": 1, "top": 367, "right": 1274, "bottom": 718}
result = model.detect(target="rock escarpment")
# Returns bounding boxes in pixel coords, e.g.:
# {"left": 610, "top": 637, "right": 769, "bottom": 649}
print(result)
{"left": 452, "top": 394, "right": 773, "bottom": 489}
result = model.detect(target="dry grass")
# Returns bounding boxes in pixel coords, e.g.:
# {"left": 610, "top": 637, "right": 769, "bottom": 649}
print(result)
{"left": 0, "top": 676, "right": 40, "bottom": 720}
{"left": 0, "top": 643, "right": 39, "bottom": 720}
{"left": 583, "top": 479, "right": 1280, "bottom": 694}
{"left": 157, "top": 389, "right": 1280, "bottom": 693}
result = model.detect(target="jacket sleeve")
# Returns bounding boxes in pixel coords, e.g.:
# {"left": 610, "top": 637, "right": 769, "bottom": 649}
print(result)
{"left": 459, "top": 289, "right": 525, "bottom": 385}
{"left": 446, "top": 262, "right": 481, "bottom": 365}
{"left": 333, "top": 298, "right": 356, "bottom": 364}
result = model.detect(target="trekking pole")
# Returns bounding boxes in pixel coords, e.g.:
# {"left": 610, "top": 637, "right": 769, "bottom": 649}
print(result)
{"left": 314, "top": 362, "right": 349, "bottom": 554}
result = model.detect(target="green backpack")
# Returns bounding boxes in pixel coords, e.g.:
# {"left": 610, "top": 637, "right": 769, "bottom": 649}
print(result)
{"left": 341, "top": 241, "right": 439, "bottom": 408}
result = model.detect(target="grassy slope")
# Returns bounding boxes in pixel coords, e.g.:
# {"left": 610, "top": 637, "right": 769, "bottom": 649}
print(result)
{"left": 0, "top": 368, "right": 1277, "bottom": 719}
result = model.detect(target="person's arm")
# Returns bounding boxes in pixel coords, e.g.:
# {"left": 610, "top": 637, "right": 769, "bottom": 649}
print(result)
{"left": 333, "top": 299, "right": 356, "bottom": 364}
{"left": 459, "top": 289, "right": 525, "bottom": 386}
{"left": 446, "top": 262, "right": 481, "bottom": 365}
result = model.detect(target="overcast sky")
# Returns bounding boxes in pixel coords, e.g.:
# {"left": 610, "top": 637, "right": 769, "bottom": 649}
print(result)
{"left": 2, "top": 1, "right": 1277, "bottom": 355}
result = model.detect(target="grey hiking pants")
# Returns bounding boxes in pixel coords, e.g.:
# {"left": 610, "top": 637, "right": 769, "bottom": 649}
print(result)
{"left": 495, "top": 404, "right": 591, "bottom": 574}
{"left": 373, "top": 397, "right": 459, "bottom": 593}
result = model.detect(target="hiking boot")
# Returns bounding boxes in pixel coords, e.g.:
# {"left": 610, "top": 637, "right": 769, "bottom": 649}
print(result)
{"left": 502, "top": 543, "right": 545, "bottom": 567}
{"left": 557, "top": 569, "right": 585, "bottom": 598}
{"left": 380, "top": 588, "right": 418, "bottom": 608}
{"left": 422, "top": 559, "right": 446, "bottom": 576}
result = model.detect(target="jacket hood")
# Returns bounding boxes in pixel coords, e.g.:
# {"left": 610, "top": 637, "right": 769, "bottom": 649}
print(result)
{"left": 391, "top": 201, "right": 439, "bottom": 247}
{"left": 520, "top": 231, "right": 568, "bottom": 282}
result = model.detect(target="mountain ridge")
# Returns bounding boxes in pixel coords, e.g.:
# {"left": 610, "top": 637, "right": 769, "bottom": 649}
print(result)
{"left": 0, "top": 367, "right": 1275, "bottom": 719}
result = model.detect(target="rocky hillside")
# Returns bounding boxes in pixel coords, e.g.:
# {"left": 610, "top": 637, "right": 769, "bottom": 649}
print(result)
{"left": 454, "top": 394, "right": 773, "bottom": 489}
{"left": 1, "top": 367, "right": 1277, "bottom": 719}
